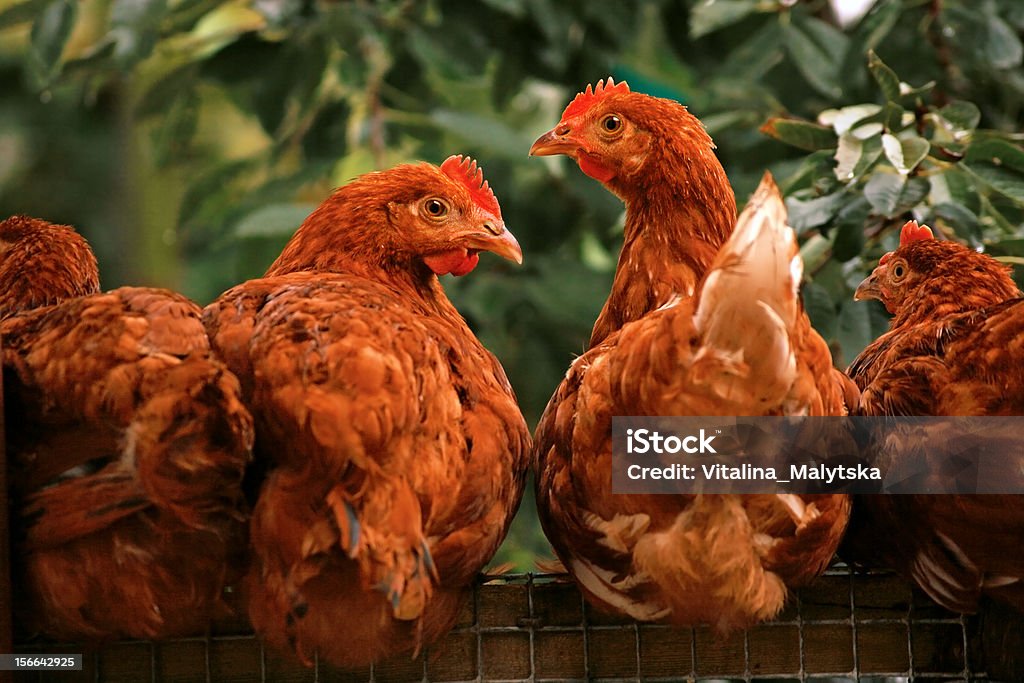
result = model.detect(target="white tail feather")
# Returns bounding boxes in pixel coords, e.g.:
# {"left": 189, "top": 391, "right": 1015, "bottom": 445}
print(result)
{"left": 692, "top": 173, "right": 802, "bottom": 406}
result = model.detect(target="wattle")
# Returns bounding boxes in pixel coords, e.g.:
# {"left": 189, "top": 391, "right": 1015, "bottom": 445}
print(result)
{"left": 578, "top": 155, "right": 615, "bottom": 182}
{"left": 423, "top": 249, "right": 480, "bottom": 276}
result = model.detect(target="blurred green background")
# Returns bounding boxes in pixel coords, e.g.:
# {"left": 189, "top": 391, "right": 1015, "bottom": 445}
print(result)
{"left": 2, "top": 0, "right": 1023, "bottom": 569}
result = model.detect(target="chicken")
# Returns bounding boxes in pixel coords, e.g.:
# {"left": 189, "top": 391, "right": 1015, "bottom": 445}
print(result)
{"left": 842, "top": 220, "right": 1024, "bottom": 614}
{"left": 0, "top": 215, "right": 100, "bottom": 318}
{"left": 1, "top": 215, "right": 253, "bottom": 641}
{"left": 529, "top": 79, "right": 854, "bottom": 632}
{"left": 203, "top": 156, "right": 530, "bottom": 667}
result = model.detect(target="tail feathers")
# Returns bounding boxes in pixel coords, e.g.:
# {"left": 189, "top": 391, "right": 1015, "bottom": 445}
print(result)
{"left": 380, "top": 540, "right": 436, "bottom": 621}
{"left": 131, "top": 359, "right": 253, "bottom": 532}
{"left": 693, "top": 172, "right": 801, "bottom": 407}
{"left": 630, "top": 496, "right": 788, "bottom": 632}
{"left": 326, "top": 489, "right": 362, "bottom": 558}
{"left": 326, "top": 482, "right": 435, "bottom": 621}
{"left": 21, "top": 471, "right": 150, "bottom": 550}
{"left": 535, "top": 557, "right": 568, "bottom": 574}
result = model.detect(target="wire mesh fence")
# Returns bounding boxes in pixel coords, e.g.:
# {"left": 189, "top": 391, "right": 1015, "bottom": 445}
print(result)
{"left": 14, "top": 564, "right": 991, "bottom": 683}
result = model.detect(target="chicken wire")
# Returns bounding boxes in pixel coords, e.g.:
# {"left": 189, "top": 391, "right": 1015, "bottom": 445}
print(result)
{"left": 14, "top": 565, "right": 990, "bottom": 683}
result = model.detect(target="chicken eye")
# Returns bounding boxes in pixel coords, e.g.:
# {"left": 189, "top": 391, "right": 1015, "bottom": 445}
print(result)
{"left": 422, "top": 198, "right": 449, "bottom": 218}
{"left": 601, "top": 114, "right": 622, "bottom": 134}
{"left": 892, "top": 263, "right": 905, "bottom": 279}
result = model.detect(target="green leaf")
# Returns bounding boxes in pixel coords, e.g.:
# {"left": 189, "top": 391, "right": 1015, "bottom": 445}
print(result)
{"left": 962, "top": 162, "right": 1024, "bottom": 206}
{"left": 782, "top": 150, "right": 837, "bottom": 194}
{"left": 109, "top": 0, "right": 168, "bottom": 67}
{"left": 881, "top": 133, "right": 929, "bottom": 175}
{"left": 864, "top": 175, "right": 928, "bottom": 218}
{"left": 834, "top": 133, "right": 863, "bottom": 182}
{"left": 430, "top": 110, "right": 533, "bottom": 160}
{"left": 931, "top": 202, "right": 981, "bottom": 240}
{"left": 0, "top": 0, "right": 49, "bottom": 30}
{"left": 799, "top": 233, "right": 832, "bottom": 272}
{"left": 938, "top": 101, "right": 981, "bottom": 132}
{"left": 701, "top": 110, "right": 751, "bottom": 136}
{"left": 867, "top": 50, "right": 900, "bottom": 102}
{"left": 802, "top": 281, "right": 837, "bottom": 341}
{"left": 178, "top": 157, "right": 263, "bottom": 229}
{"left": 941, "top": 167, "right": 982, "bottom": 213}
{"left": 832, "top": 197, "right": 872, "bottom": 261}
{"left": 851, "top": 122, "right": 884, "bottom": 140}
{"left": 406, "top": 24, "right": 487, "bottom": 80}
{"left": 898, "top": 80, "right": 936, "bottom": 105}
{"left": 856, "top": 0, "right": 902, "bottom": 53}
{"left": 716, "top": 20, "right": 783, "bottom": 80}
{"left": 171, "top": 3, "right": 266, "bottom": 61}
{"left": 492, "top": 53, "right": 526, "bottom": 110}
{"left": 833, "top": 132, "right": 885, "bottom": 183}
{"left": 818, "top": 104, "right": 882, "bottom": 136}
{"left": 135, "top": 64, "right": 197, "bottom": 117}
{"left": 962, "top": 139, "right": 1024, "bottom": 205}
{"left": 852, "top": 135, "right": 884, "bottom": 181}
{"left": 882, "top": 102, "right": 905, "bottom": 132}
{"left": 257, "top": 37, "right": 329, "bottom": 138}
{"left": 579, "top": 231, "right": 615, "bottom": 272}
{"left": 786, "top": 191, "right": 846, "bottom": 233}
{"left": 760, "top": 118, "right": 837, "bottom": 151}
{"left": 783, "top": 15, "right": 847, "bottom": 100}
{"left": 480, "top": 0, "right": 526, "bottom": 18}
{"left": 864, "top": 171, "right": 905, "bottom": 216}
{"left": 150, "top": 89, "right": 199, "bottom": 167}
{"left": 836, "top": 299, "right": 874, "bottom": 367}
{"left": 233, "top": 203, "right": 317, "bottom": 238}
{"left": 25, "top": 0, "right": 77, "bottom": 89}
{"left": 978, "top": 192, "right": 1019, "bottom": 232}
{"left": 985, "top": 14, "right": 1024, "bottom": 69}
{"left": 690, "top": 0, "right": 757, "bottom": 39}
{"left": 795, "top": 12, "right": 847, "bottom": 64}
{"left": 893, "top": 176, "right": 930, "bottom": 215}
{"left": 965, "top": 138, "right": 1024, "bottom": 173}
{"left": 986, "top": 238, "right": 1024, "bottom": 258}
{"left": 833, "top": 221, "right": 866, "bottom": 263}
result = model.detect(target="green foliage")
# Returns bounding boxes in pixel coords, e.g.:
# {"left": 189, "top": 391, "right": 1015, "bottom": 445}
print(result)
{"left": 2, "top": 0, "right": 1023, "bottom": 566}
{"left": 764, "top": 42, "right": 1024, "bottom": 363}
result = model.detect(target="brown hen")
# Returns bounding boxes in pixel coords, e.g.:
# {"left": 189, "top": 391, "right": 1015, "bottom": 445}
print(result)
{"left": 844, "top": 221, "right": 1024, "bottom": 614}
{"left": 1, "top": 215, "right": 253, "bottom": 640}
{"left": 203, "top": 157, "right": 530, "bottom": 667}
{"left": 530, "top": 80, "right": 854, "bottom": 631}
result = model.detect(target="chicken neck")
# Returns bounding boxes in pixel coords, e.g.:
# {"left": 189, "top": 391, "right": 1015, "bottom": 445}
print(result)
{"left": 589, "top": 166, "right": 735, "bottom": 348}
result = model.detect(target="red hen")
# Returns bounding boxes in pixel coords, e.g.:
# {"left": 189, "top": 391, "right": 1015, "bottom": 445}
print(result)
{"left": 529, "top": 80, "right": 854, "bottom": 631}
{"left": 2, "top": 215, "right": 253, "bottom": 640}
{"left": 203, "top": 157, "right": 531, "bottom": 667}
{"left": 844, "top": 221, "right": 1024, "bottom": 614}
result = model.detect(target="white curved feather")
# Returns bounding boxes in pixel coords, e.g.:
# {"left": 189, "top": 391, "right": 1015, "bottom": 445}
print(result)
{"left": 693, "top": 173, "right": 802, "bottom": 406}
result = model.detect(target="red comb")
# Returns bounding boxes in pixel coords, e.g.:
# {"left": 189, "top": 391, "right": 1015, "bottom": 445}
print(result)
{"left": 879, "top": 221, "right": 935, "bottom": 264}
{"left": 899, "top": 220, "right": 934, "bottom": 245}
{"left": 440, "top": 155, "right": 501, "bottom": 219}
{"left": 562, "top": 77, "right": 631, "bottom": 120}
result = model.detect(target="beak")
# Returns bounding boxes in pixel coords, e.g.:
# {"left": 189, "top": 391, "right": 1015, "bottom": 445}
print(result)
{"left": 469, "top": 220, "right": 523, "bottom": 265}
{"left": 529, "top": 125, "right": 578, "bottom": 157}
{"left": 853, "top": 269, "right": 883, "bottom": 302}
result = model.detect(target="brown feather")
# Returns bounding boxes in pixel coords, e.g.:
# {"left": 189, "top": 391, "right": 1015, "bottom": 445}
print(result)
{"left": 4, "top": 280, "right": 253, "bottom": 640}
{"left": 205, "top": 161, "right": 530, "bottom": 667}
{"left": 845, "top": 236, "right": 1024, "bottom": 614}
{"left": 0, "top": 216, "right": 99, "bottom": 320}
{"left": 530, "top": 116, "right": 853, "bottom": 631}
